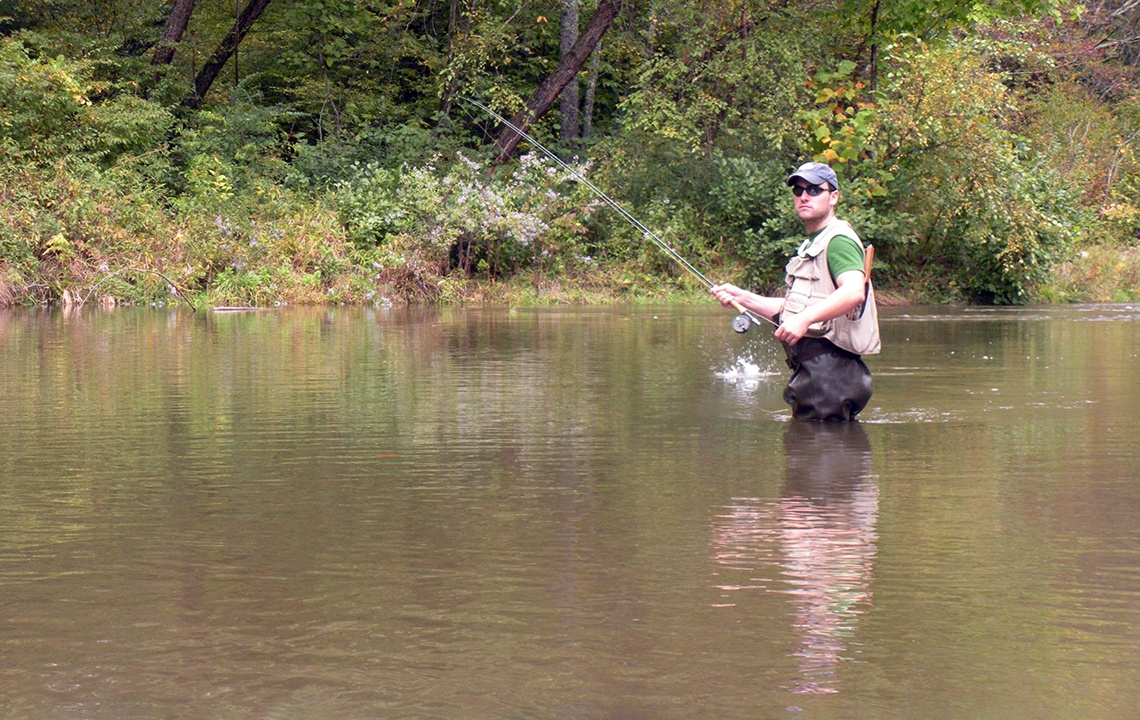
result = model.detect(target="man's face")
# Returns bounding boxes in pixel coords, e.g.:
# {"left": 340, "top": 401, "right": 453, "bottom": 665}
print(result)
{"left": 791, "top": 180, "right": 838, "bottom": 229}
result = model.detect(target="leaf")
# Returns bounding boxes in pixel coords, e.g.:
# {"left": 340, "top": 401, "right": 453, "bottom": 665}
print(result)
{"left": 45, "top": 233, "right": 73, "bottom": 256}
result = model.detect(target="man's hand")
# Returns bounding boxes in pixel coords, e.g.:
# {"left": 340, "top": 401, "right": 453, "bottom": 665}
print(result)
{"left": 775, "top": 313, "right": 812, "bottom": 345}
{"left": 709, "top": 283, "right": 743, "bottom": 309}
{"left": 709, "top": 284, "right": 785, "bottom": 323}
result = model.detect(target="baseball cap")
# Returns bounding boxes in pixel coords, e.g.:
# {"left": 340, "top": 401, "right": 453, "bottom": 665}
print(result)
{"left": 786, "top": 162, "right": 838, "bottom": 190}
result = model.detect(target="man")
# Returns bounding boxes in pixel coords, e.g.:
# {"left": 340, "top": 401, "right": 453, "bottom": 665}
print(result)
{"left": 711, "top": 162, "right": 880, "bottom": 421}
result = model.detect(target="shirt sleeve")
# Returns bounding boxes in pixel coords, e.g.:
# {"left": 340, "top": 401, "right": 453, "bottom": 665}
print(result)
{"left": 826, "top": 235, "right": 865, "bottom": 283}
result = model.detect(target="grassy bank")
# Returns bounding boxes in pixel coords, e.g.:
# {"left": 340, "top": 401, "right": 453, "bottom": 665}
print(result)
{"left": 1040, "top": 246, "right": 1140, "bottom": 303}
{"left": 2, "top": 160, "right": 1136, "bottom": 310}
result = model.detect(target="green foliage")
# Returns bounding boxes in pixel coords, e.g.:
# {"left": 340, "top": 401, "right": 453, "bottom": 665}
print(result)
{"left": 332, "top": 162, "right": 408, "bottom": 249}
{"left": 0, "top": 159, "right": 42, "bottom": 276}
{"left": 288, "top": 115, "right": 469, "bottom": 188}
{"left": 854, "top": 0, "right": 1065, "bottom": 41}
{"left": 0, "top": 35, "right": 172, "bottom": 165}
{"left": 0, "top": 34, "right": 176, "bottom": 301}
{"left": 1020, "top": 86, "right": 1140, "bottom": 246}
{"left": 333, "top": 151, "right": 600, "bottom": 288}
{"left": 618, "top": 4, "right": 806, "bottom": 154}
{"left": 1, "top": 0, "right": 1137, "bottom": 308}
{"left": 1039, "top": 245, "right": 1140, "bottom": 302}
{"left": 169, "top": 98, "right": 298, "bottom": 208}
{"left": 706, "top": 154, "right": 801, "bottom": 287}
{"left": 798, "top": 60, "right": 893, "bottom": 199}
{"left": 583, "top": 4, "right": 813, "bottom": 288}
{"left": 0, "top": 39, "right": 91, "bottom": 161}
{"left": 0, "top": 33, "right": 370, "bottom": 308}
{"left": 266, "top": 0, "right": 434, "bottom": 134}
{"left": 870, "top": 39, "right": 1083, "bottom": 303}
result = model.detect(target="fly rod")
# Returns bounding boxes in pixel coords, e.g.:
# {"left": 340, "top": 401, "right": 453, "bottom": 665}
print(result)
{"left": 464, "top": 97, "right": 776, "bottom": 334}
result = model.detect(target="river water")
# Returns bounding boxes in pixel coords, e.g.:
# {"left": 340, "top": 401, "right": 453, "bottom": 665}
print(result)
{"left": 1, "top": 304, "right": 1138, "bottom": 719}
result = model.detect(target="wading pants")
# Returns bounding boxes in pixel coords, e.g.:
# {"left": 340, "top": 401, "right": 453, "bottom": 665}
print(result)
{"left": 784, "top": 337, "right": 873, "bottom": 422}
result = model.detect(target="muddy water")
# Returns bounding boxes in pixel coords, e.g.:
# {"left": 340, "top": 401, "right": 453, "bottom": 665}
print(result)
{"left": 1, "top": 304, "right": 1137, "bottom": 719}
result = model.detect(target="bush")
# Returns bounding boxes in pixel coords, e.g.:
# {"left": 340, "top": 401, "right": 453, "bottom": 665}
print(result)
{"left": 333, "top": 151, "right": 600, "bottom": 289}
{"left": 0, "top": 34, "right": 174, "bottom": 168}
{"left": 706, "top": 154, "right": 804, "bottom": 289}
{"left": 863, "top": 39, "right": 1083, "bottom": 303}
{"left": 169, "top": 98, "right": 297, "bottom": 205}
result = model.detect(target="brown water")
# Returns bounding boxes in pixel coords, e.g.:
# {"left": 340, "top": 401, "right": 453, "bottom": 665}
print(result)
{"left": 1, "top": 304, "right": 1138, "bottom": 719}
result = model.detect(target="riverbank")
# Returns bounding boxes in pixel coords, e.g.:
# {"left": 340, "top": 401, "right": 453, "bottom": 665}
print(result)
{"left": 3, "top": 244, "right": 1136, "bottom": 310}
{"left": 1042, "top": 245, "right": 1140, "bottom": 303}
{"left": 1, "top": 158, "right": 1136, "bottom": 310}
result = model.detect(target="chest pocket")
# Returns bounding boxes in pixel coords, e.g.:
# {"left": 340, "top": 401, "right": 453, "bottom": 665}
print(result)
{"left": 783, "top": 243, "right": 829, "bottom": 315}
{"left": 785, "top": 254, "right": 820, "bottom": 283}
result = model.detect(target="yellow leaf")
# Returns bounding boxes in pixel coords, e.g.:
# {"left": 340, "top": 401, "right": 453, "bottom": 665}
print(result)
{"left": 823, "top": 148, "right": 840, "bottom": 162}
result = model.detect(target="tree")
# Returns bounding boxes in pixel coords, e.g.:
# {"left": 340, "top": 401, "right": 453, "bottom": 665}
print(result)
{"left": 495, "top": 0, "right": 623, "bottom": 161}
{"left": 439, "top": 0, "right": 467, "bottom": 117}
{"left": 560, "top": 0, "right": 580, "bottom": 146}
{"left": 183, "top": 0, "right": 273, "bottom": 109}
{"left": 847, "top": 0, "right": 1065, "bottom": 88}
{"left": 152, "top": 0, "right": 196, "bottom": 66}
{"left": 581, "top": 37, "right": 602, "bottom": 142}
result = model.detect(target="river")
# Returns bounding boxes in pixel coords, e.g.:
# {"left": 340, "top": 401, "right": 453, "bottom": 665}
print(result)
{"left": 1, "top": 303, "right": 1138, "bottom": 719}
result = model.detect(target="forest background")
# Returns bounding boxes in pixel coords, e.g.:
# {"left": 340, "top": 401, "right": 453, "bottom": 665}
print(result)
{"left": 3, "top": 0, "right": 1140, "bottom": 309}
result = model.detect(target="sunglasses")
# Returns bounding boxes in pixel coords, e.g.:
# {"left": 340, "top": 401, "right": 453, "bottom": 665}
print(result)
{"left": 791, "top": 184, "right": 831, "bottom": 197}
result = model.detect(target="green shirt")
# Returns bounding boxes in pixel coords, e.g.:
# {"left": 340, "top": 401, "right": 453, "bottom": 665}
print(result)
{"left": 823, "top": 234, "right": 864, "bottom": 283}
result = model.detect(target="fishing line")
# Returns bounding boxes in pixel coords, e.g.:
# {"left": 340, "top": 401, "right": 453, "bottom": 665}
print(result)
{"left": 464, "top": 97, "right": 775, "bottom": 333}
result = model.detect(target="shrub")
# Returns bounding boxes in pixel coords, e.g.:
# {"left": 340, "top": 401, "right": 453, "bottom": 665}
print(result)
{"left": 0, "top": 34, "right": 174, "bottom": 168}
{"left": 333, "top": 151, "right": 599, "bottom": 289}
{"left": 863, "top": 39, "right": 1082, "bottom": 303}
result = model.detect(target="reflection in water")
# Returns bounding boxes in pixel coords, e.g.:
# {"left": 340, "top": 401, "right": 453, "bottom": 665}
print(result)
{"left": 4, "top": 305, "right": 1139, "bottom": 717}
{"left": 711, "top": 423, "right": 878, "bottom": 695}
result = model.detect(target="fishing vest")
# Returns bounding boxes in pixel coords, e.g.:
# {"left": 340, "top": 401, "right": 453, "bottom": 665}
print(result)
{"left": 780, "top": 219, "right": 881, "bottom": 356}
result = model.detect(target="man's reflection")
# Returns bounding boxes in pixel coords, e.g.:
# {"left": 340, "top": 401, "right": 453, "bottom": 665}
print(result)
{"left": 711, "top": 423, "right": 878, "bottom": 695}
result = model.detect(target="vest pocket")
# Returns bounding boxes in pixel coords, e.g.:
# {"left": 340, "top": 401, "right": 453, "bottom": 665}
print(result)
{"left": 783, "top": 299, "right": 807, "bottom": 316}
{"left": 784, "top": 255, "right": 819, "bottom": 281}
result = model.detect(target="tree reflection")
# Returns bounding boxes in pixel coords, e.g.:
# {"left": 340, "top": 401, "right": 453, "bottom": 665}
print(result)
{"left": 711, "top": 423, "right": 878, "bottom": 695}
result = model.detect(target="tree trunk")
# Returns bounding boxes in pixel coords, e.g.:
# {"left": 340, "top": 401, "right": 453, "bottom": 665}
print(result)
{"left": 440, "top": 0, "right": 467, "bottom": 117}
{"left": 581, "top": 38, "right": 602, "bottom": 145}
{"left": 495, "top": 0, "right": 622, "bottom": 161}
{"left": 182, "top": 0, "right": 273, "bottom": 109}
{"left": 866, "top": 0, "right": 881, "bottom": 91}
{"left": 559, "top": 0, "right": 580, "bottom": 146}
{"left": 152, "top": 0, "right": 196, "bottom": 66}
